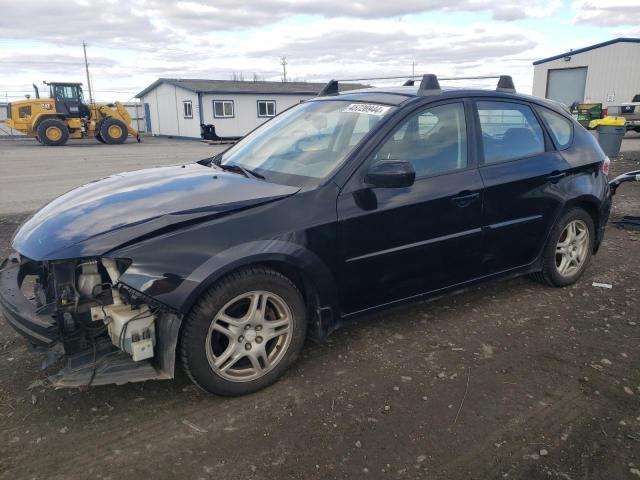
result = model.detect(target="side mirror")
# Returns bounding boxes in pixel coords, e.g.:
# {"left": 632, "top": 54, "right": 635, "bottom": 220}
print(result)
{"left": 365, "top": 160, "right": 415, "bottom": 188}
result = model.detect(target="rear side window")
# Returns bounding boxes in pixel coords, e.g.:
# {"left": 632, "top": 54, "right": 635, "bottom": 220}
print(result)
{"left": 538, "top": 108, "right": 573, "bottom": 149}
{"left": 477, "top": 101, "right": 545, "bottom": 164}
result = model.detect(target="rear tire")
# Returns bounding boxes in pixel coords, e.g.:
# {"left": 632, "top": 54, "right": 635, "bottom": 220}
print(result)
{"left": 533, "top": 208, "right": 595, "bottom": 287}
{"left": 95, "top": 119, "right": 106, "bottom": 144}
{"left": 37, "top": 119, "right": 69, "bottom": 146}
{"left": 180, "top": 267, "right": 307, "bottom": 396}
{"left": 100, "top": 118, "right": 128, "bottom": 144}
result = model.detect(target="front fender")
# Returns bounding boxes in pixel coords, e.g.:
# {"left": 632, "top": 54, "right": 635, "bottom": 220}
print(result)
{"left": 119, "top": 239, "right": 339, "bottom": 317}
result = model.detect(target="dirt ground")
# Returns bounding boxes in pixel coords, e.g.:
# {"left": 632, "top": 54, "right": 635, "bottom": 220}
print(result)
{"left": 0, "top": 139, "right": 639, "bottom": 480}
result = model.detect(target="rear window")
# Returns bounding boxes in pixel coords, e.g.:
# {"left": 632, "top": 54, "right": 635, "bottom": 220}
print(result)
{"left": 477, "top": 101, "right": 545, "bottom": 164}
{"left": 538, "top": 107, "right": 573, "bottom": 149}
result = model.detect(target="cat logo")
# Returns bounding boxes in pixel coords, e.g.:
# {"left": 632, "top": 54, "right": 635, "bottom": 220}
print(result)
{"left": 41, "top": 103, "right": 52, "bottom": 110}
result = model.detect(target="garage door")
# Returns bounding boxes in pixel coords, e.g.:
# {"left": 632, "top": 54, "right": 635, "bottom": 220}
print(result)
{"left": 546, "top": 67, "right": 587, "bottom": 107}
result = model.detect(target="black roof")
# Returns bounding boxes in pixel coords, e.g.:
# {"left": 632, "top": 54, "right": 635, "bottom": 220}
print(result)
{"left": 317, "top": 85, "right": 569, "bottom": 114}
{"left": 533, "top": 37, "right": 640, "bottom": 65}
{"left": 135, "top": 78, "right": 367, "bottom": 98}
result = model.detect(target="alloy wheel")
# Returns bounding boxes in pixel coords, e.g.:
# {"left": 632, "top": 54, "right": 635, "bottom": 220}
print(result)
{"left": 555, "top": 219, "right": 589, "bottom": 277}
{"left": 205, "top": 291, "right": 292, "bottom": 382}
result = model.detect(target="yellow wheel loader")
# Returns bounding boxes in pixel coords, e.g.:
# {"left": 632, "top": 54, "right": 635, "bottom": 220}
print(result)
{"left": 4, "top": 82, "right": 140, "bottom": 146}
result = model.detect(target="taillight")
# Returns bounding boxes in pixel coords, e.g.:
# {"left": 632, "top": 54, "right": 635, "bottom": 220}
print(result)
{"left": 602, "top": 108, "right": 608, "bottom": 117}
{"left": 602, "top": 156, "right": 610, "bottom": 175}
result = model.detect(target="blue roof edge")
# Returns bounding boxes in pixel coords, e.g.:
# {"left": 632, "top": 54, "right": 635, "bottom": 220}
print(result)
{"left": 533, "top": 37, "right": 640, "bottom": 65}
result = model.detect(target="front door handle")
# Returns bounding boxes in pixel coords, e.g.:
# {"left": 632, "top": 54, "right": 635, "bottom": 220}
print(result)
{"left": 547, "top": 171, "right": 567, "bottom": 183}
{"left": 451, "top": 191, "right": 480, "bottom": 207}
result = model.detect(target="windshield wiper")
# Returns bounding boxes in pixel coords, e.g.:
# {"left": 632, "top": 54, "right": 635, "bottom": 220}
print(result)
{"left": 215, "top": 162, "right": 265, "bottom": 180}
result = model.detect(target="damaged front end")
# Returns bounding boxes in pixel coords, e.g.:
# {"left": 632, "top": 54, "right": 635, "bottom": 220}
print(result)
{"left": 0, "top": 253, "right": 181, "bottom": 388}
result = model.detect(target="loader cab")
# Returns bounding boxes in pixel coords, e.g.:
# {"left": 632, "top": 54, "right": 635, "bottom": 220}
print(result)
{"left": 48, "top": 82, "right": 91, "bottom": 118}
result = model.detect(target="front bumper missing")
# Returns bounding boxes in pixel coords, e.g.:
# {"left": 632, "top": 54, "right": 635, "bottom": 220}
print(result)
{"left": 0, "top": 253, "right": 175, "bottom": 387}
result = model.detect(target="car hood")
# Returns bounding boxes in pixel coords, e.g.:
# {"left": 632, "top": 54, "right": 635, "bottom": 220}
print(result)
{"left": 12, "top": 163, "right": 300, "bottom": 260}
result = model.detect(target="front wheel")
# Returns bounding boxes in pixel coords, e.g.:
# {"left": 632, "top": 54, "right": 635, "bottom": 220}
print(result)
{"left": 532, "top": 208, "right": 595, "bottom": 287}
{"left": 100, "top": 118, "right": 128, "bottom": 144}
{"left": 180, "top": 267, "right": 307, "bottom": 396}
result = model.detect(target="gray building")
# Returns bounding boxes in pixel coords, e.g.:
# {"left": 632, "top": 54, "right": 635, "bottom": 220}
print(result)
{"left": 135, "top": 78, "right": 365, "bottom": 139}
{"left": 532, "top": 37, "right": 640, "bottom": 108}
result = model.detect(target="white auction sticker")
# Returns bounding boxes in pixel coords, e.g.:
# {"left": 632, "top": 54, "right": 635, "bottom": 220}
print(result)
{"left": 342, "top": 103, "right": 391, "bottom": 116}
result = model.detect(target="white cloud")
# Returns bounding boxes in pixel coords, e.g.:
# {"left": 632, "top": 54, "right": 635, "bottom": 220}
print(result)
{"left": 572, "top": 0, "right": 640, "bottom": 26}
{"left": 0, "top": 0, "right": 562, "bottom": 49}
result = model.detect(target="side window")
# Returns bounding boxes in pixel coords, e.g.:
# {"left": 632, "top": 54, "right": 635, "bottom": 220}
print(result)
{"left": 213, "top": 100, "right": 234, "bottom": 118}
{"left": 374, "top": 103, "right": 467, "bottom": 177}
{"left": 537, "top": 107, "right": 572, "bottom": 149}
{"left": 257, "top": 100, "right": 276, "bottom": 117}
{"left": 477, "top": 101, "right": 545, "bottom": 164}
{"left": 183, "top": 101, "right": 193, "bottom": 119}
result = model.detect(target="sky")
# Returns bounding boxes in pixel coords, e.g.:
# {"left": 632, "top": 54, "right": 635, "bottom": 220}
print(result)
{"left": 0, "top": 0, "right": 639, "bottom": 102}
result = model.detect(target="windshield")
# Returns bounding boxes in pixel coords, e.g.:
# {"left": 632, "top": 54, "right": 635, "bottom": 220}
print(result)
{"left": 219, "top": 100, "right": 395, "bottom": 185}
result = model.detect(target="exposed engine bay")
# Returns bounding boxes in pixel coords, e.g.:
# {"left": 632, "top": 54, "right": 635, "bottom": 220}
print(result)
{"left": 36, "top": 258, "right": 155, "bottom": 357}
{"left": 7, "top": 255, "right": 180, "bottom": 387}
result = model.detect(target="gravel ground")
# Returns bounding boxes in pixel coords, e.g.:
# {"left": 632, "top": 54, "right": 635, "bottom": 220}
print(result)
{"left": 0, "top": 137, "right": 639, "bottom": 480}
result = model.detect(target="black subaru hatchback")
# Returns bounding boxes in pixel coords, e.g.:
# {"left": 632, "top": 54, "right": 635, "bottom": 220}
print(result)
{"left": 0, "top": 75, "right": 612, "bottom": 395}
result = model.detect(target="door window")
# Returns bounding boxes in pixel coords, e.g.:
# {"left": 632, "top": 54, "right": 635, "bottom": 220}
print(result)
{"left": 374, "top": 102, "right": 467, "bottom": 177}
{"left": 477, "top": 101, "right": 545, "bottom": 164}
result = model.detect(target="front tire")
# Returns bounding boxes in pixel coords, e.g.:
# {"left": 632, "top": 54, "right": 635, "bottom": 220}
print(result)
{"left": 100, "top": 118, "right": 128, "bottom": 144}
{"left": 533, "top": 208, "right": 594, "bottom": 287}
{"left": 180, "top": 267, "right": 307, "bottom": 396}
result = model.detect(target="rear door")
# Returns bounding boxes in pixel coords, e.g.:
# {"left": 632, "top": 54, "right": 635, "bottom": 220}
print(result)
{"left": 336, "top": 100, "right": 484, "bottom": 314}
{"left": 474, "top": 99, "right": 568, "bottom": 274}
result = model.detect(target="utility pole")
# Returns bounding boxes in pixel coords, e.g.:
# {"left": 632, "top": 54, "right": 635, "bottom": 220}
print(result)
{"left": 412, "top": 61, "right": 415, "bottom": 78}
{"left": 83, "top": 41, "right": 94, "bottom": 104}
{"left": 280, "top": 56, "right": 288, "bottom": 83}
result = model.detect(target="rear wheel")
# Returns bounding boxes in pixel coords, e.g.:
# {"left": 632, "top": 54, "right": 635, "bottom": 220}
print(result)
{"left": 180, "top": 267, "right": 307, "bottom": 396}
{"left": 100, "top": 118, "right": 128, "bottom": 144}
{"left": 532, "top": 208, "right": 594, "bottom": 287}
{"left": 37, "top": 119, "right": 69, "bottom": 146}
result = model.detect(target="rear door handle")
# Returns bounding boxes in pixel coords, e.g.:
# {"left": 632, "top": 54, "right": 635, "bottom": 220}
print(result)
{"left": 547, "top": 171, "right": 567, "bottom": 183}
{"left": 451, "top": 191, "right": 480, "bottom": 207}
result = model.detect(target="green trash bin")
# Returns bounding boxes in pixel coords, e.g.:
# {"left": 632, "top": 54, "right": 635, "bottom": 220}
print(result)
{"left": 577, "top": 103, "right": 603, "bottom": 128}
{"left": 597, "top": 125, "right": 625, "bottom": 156}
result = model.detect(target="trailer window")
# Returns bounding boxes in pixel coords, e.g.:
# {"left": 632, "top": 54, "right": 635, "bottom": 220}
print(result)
{"left": 214, "top": 100, "right": 234, "bottom": 118}
{"left": 183, "top": 101, "right": 193, "bottom": 119}
{"left": 257, "top": 100, "right": 276, "bottom": 117}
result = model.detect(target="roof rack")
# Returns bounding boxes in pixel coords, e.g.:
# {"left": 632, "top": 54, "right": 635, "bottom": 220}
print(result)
{"left": 317, "top": 79, "right": 339, "bottom": 96}
{"left": 317, "top": 74, "right": 517, "bottom": 97}
{"left": 417, "top": 74, "right": 441, "bottom": 96}
{"left": 496, "top": 75, "right": 516, "bottom": 93}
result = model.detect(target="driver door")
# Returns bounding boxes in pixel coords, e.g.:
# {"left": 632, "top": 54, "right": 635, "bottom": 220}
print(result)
{"left": 336, "top": 101, "right": 484, "bottom": 314}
